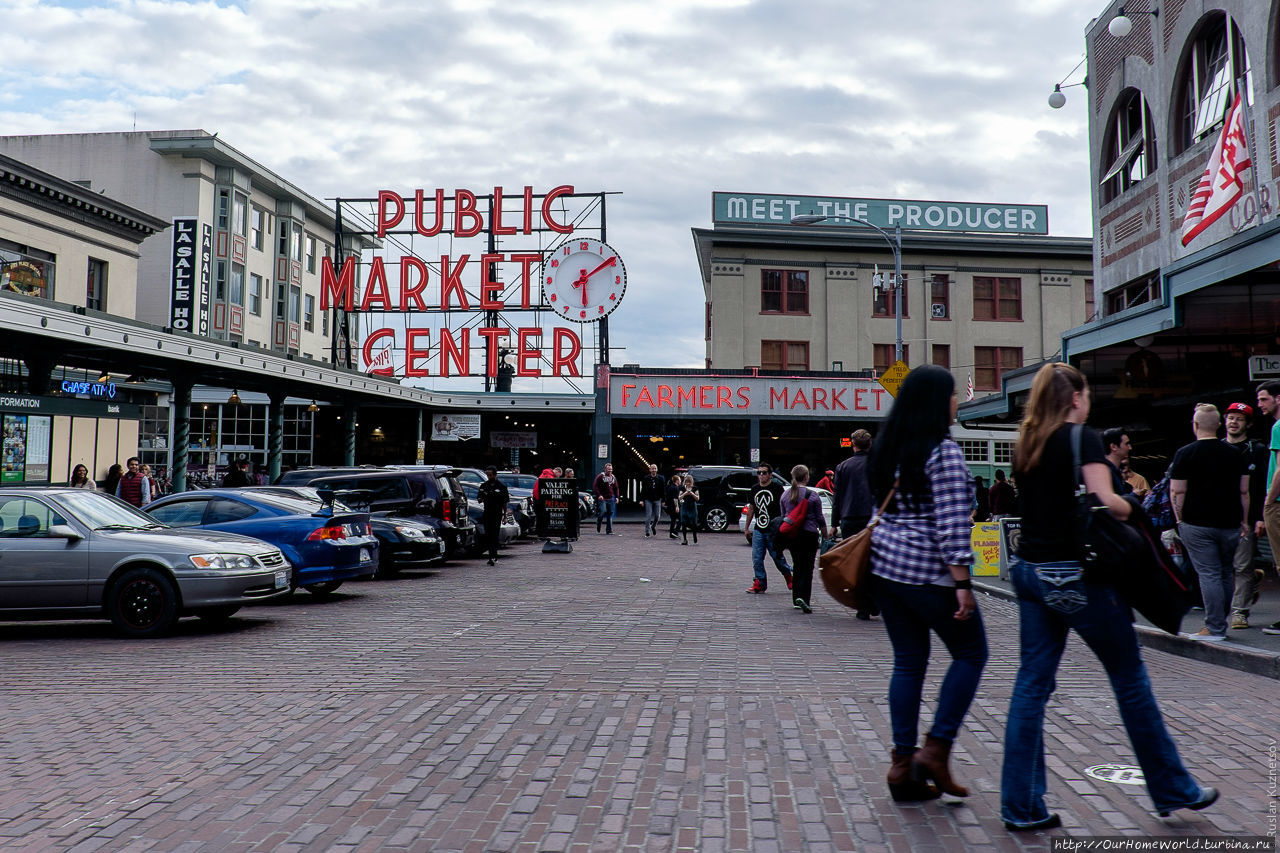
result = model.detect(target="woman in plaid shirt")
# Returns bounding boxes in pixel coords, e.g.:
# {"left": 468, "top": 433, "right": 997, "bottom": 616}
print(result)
{"left": 868, "top": 365, "right": 989, "bottom": 802}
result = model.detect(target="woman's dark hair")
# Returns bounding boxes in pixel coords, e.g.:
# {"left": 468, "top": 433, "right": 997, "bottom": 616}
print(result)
{"left": 868, "top": 365, "right": 955, "bottom": 500}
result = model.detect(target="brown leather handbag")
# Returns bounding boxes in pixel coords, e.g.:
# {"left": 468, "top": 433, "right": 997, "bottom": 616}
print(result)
{"left": 818, "top": 483, "right": 896, "bottom": 611}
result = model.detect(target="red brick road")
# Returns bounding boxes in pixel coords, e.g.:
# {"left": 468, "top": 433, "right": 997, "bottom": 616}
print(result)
{"left": 0, "top": 530, "right": 1275, "bottom": 851}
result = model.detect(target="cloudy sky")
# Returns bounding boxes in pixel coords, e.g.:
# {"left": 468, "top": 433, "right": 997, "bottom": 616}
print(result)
{"left": 1, "top": 0, "right": 1098, "bottom": 384}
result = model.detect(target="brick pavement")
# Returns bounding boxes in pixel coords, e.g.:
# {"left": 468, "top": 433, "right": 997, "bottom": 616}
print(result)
{"left": 0, "top": 529, "right": 1276, "bottom": 852}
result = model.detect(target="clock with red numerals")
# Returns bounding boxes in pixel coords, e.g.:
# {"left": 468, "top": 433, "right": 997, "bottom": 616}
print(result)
{"left": 542, "top": 237, "right": 627, "bottom": 323}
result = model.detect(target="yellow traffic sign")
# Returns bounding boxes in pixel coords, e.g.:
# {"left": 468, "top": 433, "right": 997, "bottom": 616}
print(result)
{"left": 878, "top": 359, "right": 910, "bottom": 397}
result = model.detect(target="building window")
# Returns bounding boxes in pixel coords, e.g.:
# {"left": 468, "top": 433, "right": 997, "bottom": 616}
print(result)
{"left": 85, "top": 258, "right": 106, "bottom": 311}
{"left": 306, "top": 236, "right": 317, "bottom": 274}
{"left": 0, "top": 239, "right": 56, "bottom": 300}
{"left": 873, "top": 343, "right": 908, "bottom": 374}
{"left": 761, "top": 340, "right": 809, "bottom": 371}
{"left": 932, "top": 344, "right": 950, "bottom": 369}
{"left": 304, "top": 294, "right": 315, "bottom": 331}
{"left": 975, "top": 346, "right": 1022, "bottom": 391}
{"left": 760, "top": 269, "right": 808, "bottom": 314}
{"left": 290, "top": 228, "right": 303, "bottom": 263}
{"left": 278, "top": 220, "right": 290, "bottom": 258}
{"left": 1105, "top": 274, "right": 1161, "bottom": 315}
{"left": 229, "top": 264, "right": 244, "bottom": 306}
{"left": 930, "top": 274, "right": 949, "bottom": 319}
{"left": 873, "top": 273, "right": 909, "bottom": 317}
{"left": 289, "top": 285, "right": 301, "bottom": 324}
{"left": 251, "top": 208, "right": 264, "bottom": 250}
{"left": 1174, "top": 13, "right": 1250, "bottom": 154}
{"left": 249, "top": 273, "right": 263, "bottom": 316}
{"left": 322, "top": 308, "right": 329, "bottom": 337}
{"left": 1085, "top": 277, "right": 1096, "bottom": 322}
{"left": 215, "top": 260, "right": 226, "bottom": 301}
{"left": 704, "top": 302, "right": 711, "bottom": 342}
{"left": 993, "top": 441, "right": 1014, "bottom": 465}
{"left": 217, "top": 189, "right": 230, "bottom": 230}
{"left": 232, "top": 193, "right": 247, "bottom": 236}
{"left": 1100, "top": 89, "right": 1156, "bottom": 203}
{"left": 973, "top": 276, "right": 1022, "bottom": 320}
{"left": 957, "top": 439, "right": 989, "bottom": 463}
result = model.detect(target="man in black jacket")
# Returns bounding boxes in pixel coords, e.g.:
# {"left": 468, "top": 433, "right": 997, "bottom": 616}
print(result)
{"left": 833, "top": 429, "right": 874, "bottom": 536}
{"left": 477, "top": 466, "right": 510, "bottom": 566}
{"left": 639, "top": 464, "right": 665, "bottom": 538}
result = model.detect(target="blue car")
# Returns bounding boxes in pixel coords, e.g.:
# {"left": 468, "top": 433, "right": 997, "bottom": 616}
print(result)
{"left": 143, "top": 489, "right": 379, "bottom": 596}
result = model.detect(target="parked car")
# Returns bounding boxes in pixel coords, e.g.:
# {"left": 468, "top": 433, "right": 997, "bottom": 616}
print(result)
{"left": 455, "top": 468, "right": 535, "bottom": 535}
{"left": 459, "top": 483, "right": 521, "bottom": 553}
{"left": 739, "top": 487, "right": 835, "bottom": 543}
{"left": 245, "top": 486, "right": 444, "bottom": 574}
{"left": 290, "top": 467, "right": 476, "bottom": 559}
{"left": 0, "top": 488, "right": 291, "bottom": 637}
{"left": 684, "top": 465, "right": 790, "bottom": 532}
{"left": 274, "top": 466, "right": 382, "bottom": 486}
{"left": 144, "top": 489, "right": 378, "bottom": 596}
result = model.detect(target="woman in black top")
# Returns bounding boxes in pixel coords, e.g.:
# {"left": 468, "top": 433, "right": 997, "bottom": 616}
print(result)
{"left": 1000, "top": 363, "right": 1216, "bottom": 830}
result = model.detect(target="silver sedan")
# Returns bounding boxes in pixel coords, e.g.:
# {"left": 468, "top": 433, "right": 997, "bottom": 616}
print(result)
{"left": 0, "top": 487, "right": 292, "bottom": 637}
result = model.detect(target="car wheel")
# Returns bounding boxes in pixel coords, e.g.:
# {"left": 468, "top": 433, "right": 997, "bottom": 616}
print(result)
{"left": 704, "top": 506, "right": 729, "bottom": 533}
{"left": 303, "top": 581, "right": 343, "bottom": 596}
{"left": 194, "top": 605, "right": 241, "bottom": 623}
{"left": 107, "top": 567, "right": 180, "bottom": 638}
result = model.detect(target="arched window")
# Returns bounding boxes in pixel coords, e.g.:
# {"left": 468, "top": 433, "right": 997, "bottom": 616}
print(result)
{"left": 1174, "top": 13, "right": 1252, "bottom": 154}
{"left": 1100, "top": 89, "right": 1156, "bottom": 203}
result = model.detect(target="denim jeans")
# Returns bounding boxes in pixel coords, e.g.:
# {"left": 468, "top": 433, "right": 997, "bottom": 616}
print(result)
{"left": 1229, "top": 529, "right": 1261, "bottom": 616}
{"left": 751, "top": 527, "right": 791, "bottom": 585}
{"left": 596, "top": 497, "right": 616, "bottom": 533}
{"left": 643, "top": 500, "right": 662, "bottom": 534}
{"left": 1001, "top": 557, "right": 1202, "bottom": 826}
{"left": 1179, "top": 523, "right": 1240, "bottom": 635}
{"left": 871, "top": 574, "right": 988, "bottom": 752}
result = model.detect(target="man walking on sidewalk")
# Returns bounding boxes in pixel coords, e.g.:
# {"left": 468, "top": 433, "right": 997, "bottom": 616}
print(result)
{"left": 1256, "top": 381, "right": 1280, "bottom": 635}
{"left": 833, "top": 429, "right": 874, "bottom": 537}
{"left": 741, "top": 462, "right": 792, "bottom": 594}
{"left": 593, "top": 462, "right": 619, "bottom": 535}
{"left": 639, "top": 464, "right": 665, "bottom": 538}
{"left": 1170, "top": 404, "right": 1250, "bottom": 642}
{"left": 1222, "top": 402, "right": 1268, "bottom": 629}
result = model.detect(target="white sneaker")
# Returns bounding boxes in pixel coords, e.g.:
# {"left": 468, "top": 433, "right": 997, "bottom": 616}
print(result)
{"left": 1182, "top": 628, "right": 1227, "bottom": 642}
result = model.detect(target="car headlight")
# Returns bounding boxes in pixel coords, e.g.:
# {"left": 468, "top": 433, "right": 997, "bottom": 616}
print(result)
{"left": 190, "top": 553, "right": 257, "bottom": 569}
{"left": 394, "top": 525, "right": 426, "bottom": 540}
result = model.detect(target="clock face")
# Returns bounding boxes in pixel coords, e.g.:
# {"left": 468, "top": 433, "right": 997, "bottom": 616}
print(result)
{"left": 542, "top": 238, "right": 627, "bottom": 323}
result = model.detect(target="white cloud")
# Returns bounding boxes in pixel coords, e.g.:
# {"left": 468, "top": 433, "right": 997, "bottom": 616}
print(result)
{"left": 0, "top": 0, "right": 1094, "bottom": 370}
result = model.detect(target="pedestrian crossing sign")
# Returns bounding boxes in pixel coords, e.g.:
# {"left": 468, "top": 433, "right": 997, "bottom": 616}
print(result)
{"left": 878, "top": 360, "right": 910, "bottom": 397}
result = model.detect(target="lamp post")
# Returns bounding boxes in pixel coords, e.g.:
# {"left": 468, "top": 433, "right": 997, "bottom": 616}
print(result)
{"left": 791, "top": 214, "right": 904, "bottom": 363}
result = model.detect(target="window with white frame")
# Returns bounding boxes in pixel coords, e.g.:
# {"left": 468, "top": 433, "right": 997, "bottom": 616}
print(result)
{"left": 1100, "top": 89, "right": 1156, "bottom": 203}
{"left": 1174, "top": 13, "right": 1251, "bottom": 154}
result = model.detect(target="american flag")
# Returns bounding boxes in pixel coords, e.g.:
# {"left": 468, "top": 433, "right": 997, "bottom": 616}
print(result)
{"left": 965, "top": 374, "right": 974, "bottom": 401}
{"left": 1181, "top": 93, "right": 1253, "bottom": 246}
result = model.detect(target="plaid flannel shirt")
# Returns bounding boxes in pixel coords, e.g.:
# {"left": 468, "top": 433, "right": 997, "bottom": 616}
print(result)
{"left": 870, "top": 439, "right": 974, "bottom": 585}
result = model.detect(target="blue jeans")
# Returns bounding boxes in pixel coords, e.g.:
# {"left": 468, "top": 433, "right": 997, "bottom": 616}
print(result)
{"left": 643, "top": 500, "right": 662, "bottom": 534}
{"left": 596, "top": 498, "right": 616, "bottom": 533}
{"left": 1001, "top": 558, "right": 1202, "bottom": 826}
{"left": 1179, "top": 523, "right": 1239, "bottom": 636}
{"left": 871, "top": 575, "right": 988, "bottom": 752}
{"left": 751, "top": 527, "right": 791, "bottom": 585}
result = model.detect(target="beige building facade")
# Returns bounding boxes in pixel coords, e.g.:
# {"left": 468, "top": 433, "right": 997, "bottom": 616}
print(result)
{"left": 693, "top": 202, "right": 1093, "bottom": 396}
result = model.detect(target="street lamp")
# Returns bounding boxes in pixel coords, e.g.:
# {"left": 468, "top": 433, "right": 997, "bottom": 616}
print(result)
{"left": 791, "top": 213, "right": 904, "bottom": 363}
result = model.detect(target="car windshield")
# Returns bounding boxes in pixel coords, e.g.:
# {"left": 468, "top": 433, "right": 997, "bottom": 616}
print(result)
{"left": 57, "top": 491, "right": 167, "bottom": 530}
{"left": 498, "top": 474, "right": 537, "bottom": 489}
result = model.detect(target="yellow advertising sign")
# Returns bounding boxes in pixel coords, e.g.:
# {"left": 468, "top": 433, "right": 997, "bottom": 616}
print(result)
{"left": 970, "top": 521, "right": 1001, "bottom": 576}
{"left": 878, "top": 359, "right": 910, "bottom": 397}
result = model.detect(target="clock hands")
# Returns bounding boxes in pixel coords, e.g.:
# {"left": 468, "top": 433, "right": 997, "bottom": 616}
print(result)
{"left": 571, "top": 255, "right": 617, "bottom": 306}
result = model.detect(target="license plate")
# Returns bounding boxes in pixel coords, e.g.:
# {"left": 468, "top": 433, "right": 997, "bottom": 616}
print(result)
{"left": 274, "top": 570, "right": 288, "bottom": 589}
{"left": 360, "top": 548, "right": 372, "bottom": 562}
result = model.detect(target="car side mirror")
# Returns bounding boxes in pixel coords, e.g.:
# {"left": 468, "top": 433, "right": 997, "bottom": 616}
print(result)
{"left": 49, "top": 524, "right": 83, "bottom": 540}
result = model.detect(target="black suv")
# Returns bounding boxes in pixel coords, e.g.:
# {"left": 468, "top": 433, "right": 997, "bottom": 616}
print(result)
{"left": 281, "top": 467, "right": 476, "bottom": 559}
{"left": 683, "top": 465, "right": 789, "bottom": 532}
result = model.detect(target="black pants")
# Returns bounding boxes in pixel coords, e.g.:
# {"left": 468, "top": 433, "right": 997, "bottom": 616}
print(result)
{"left": 482, "top": 512, "right": 502, "bottom": 559}
{"left": 666, "top": 502, "right": 679, "bottom": 536}
{"left": 786, "top": 530, "right": 820, "bottom": 606}
{"left": 839, "top": 516, "right": 870, "bottom": 538}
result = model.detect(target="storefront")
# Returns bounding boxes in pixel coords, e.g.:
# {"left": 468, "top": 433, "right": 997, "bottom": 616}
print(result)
{"left": 0, "top": 391, "right": 142, "bottom": 486}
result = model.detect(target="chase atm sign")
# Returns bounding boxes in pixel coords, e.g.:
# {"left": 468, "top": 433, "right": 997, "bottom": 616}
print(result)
{"left": 713, "top": 192, "right": 1048, "bottom": 235}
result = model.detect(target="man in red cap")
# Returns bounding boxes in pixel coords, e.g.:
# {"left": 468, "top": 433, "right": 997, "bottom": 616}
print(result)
{"left": 1223, "top": 402, "right": 1268, "bottom": 629}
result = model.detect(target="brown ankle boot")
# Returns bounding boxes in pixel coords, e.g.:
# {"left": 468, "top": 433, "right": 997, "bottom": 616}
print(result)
{"left": 887, "top": 750, "right": 941, "bottom": 802}
{"left": 913, "top": 735, "right": 968, "bottom": 797}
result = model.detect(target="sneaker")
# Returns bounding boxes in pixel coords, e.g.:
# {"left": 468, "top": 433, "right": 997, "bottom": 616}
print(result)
{"left": 1182, "top": 628, "right": 1227, "bottom": 642}
{"left": 797, "top": 600, "right": 812, "bottom": 614}
{"left": 644, "top": 530, "right": 650, "bottom": 538}
{"left": 1229, "top": 613, "right": 1249, "bottom": 630}
{"left": 747, "top": 579, "right": 766, "bottom": 594}
{"left": 1263, "top": 621, "right": 1280, "bottom": 635}
{"left": 782, "top": 572, "right": 794, "bottom": 591}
